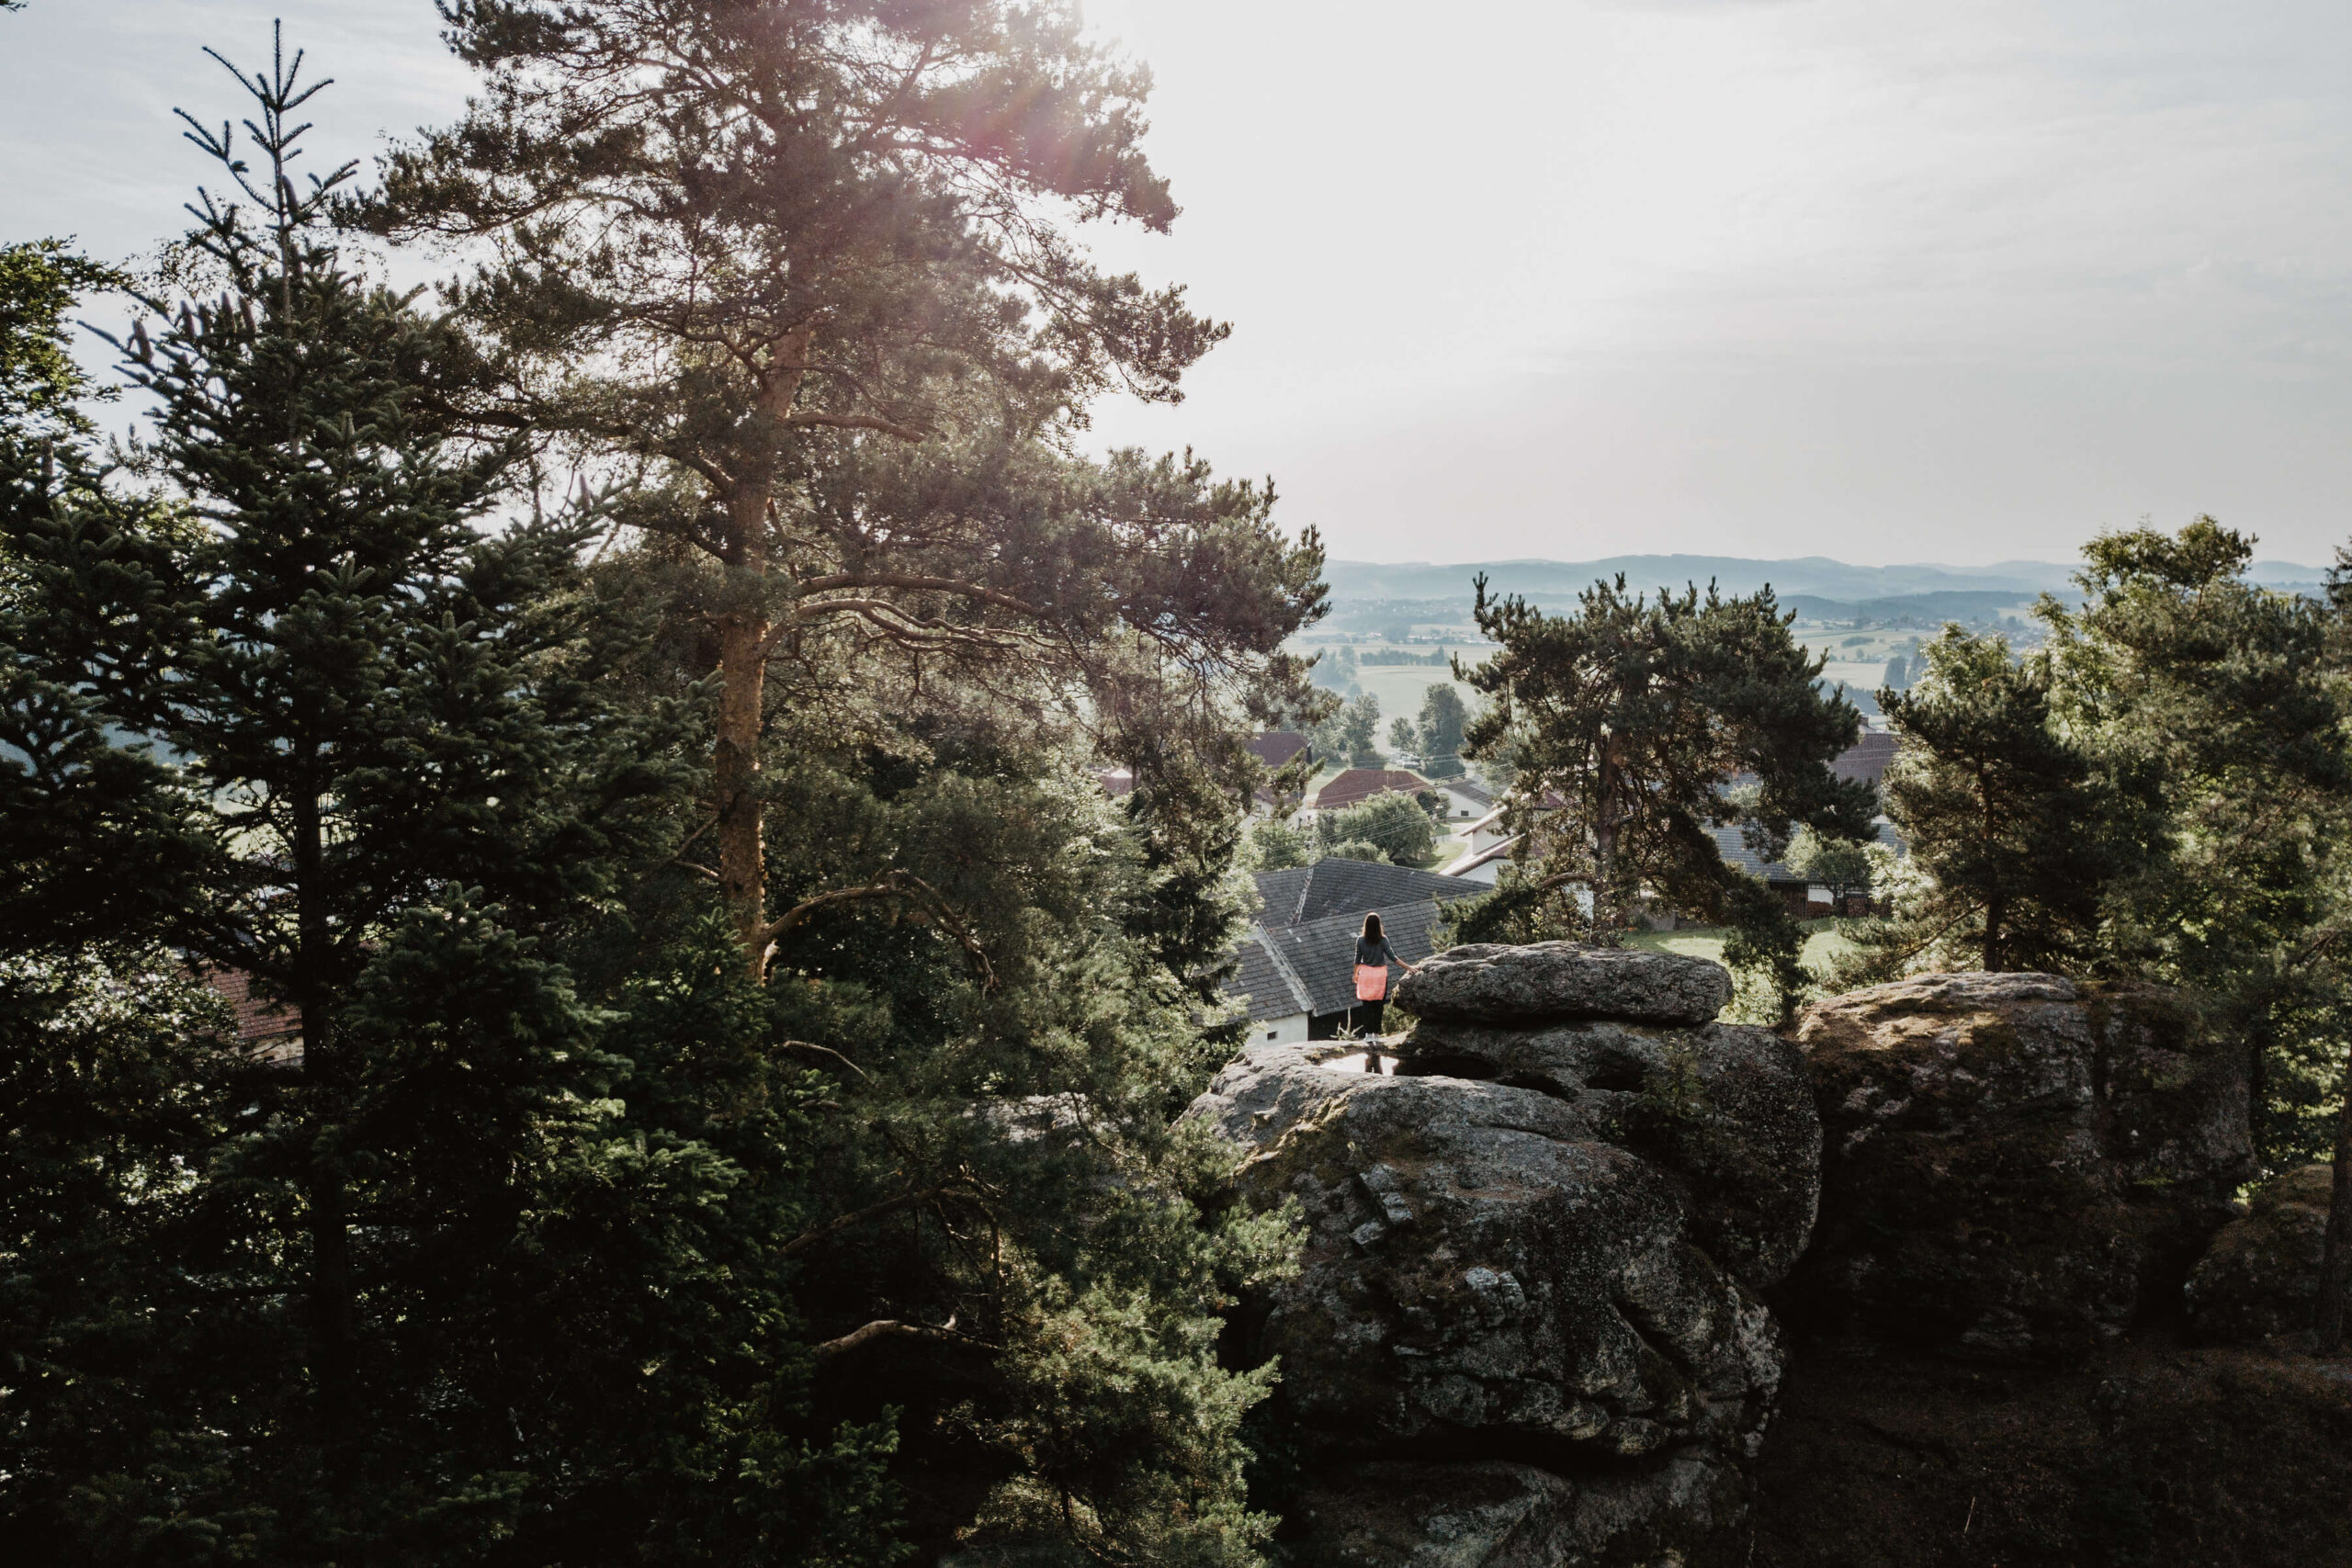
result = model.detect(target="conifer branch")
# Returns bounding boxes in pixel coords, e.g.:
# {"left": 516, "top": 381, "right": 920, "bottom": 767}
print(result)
{"left": 777, "top": 1178, "right": 978, "bottom": 1261}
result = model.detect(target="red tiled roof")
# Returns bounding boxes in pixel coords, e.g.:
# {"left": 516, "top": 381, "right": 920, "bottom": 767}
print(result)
{"left": 1313, "top": 768, "right": 1431, "bottom": 812}
{"left": 199, "top": 968, "right": 302, "bottom": 1045}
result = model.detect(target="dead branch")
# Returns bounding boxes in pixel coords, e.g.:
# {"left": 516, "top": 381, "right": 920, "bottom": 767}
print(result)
{"left": 812, "top": 1317, "right": 996, "bottom": 1360}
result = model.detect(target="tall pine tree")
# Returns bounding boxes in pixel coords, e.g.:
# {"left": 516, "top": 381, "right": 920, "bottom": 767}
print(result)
{"left": 367, "top": 0, "right": 1325, "bottom": 978}
{"left": 1450, "top": 572, "right": 1875, "bottom": 1014}
{"left": 1856, "top": 627, "right": 2122, "bottom": 976}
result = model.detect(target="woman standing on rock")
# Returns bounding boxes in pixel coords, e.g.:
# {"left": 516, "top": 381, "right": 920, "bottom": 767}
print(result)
{"left": 1353, "top": 912, "right": 1420, "bottom": 1072}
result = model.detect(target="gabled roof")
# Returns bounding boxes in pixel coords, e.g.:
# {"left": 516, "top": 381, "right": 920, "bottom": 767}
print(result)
{"left": 1247, "top": 731, "right": 1312, "bottom": 770}
{"left": 1832, "top": 731, "right": 1900, "bottom": 785}
{"left": 1254, "top": 901, "right": 1453, "bottom": 1017}
{"left": 1250, "top": 857, "right": 1487, "bottom": 927}
{"left": 1224, "top": 859, "right": 1487, "bottom": 1021}
{"left": 1227, "top": 927, "right": 1315, "bottom": 1022}
{"left": 1313, "top": 767, "right": 1431, "bottom": 812}
{"left": 1436, "top": 778, "right": 1496, "bottom": 807}
{"left": 1442, "top": 836, "right": 1520, "bottom": 878}
{"left": 1709, "top": 823, "right": 1802, "bottom": 886}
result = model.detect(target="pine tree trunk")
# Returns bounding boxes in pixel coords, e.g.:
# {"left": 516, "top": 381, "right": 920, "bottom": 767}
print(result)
{"left": 1591, "top": 739, "right": 1621, "bottom": 939}
{"left": 713, "top": 328, "right": 808, "bottom": 980}
{"left": 2316, "top": 1057, "right": 2352, "bottom": 1352}
{"left": 715, "top": 590, "right": 770, "bottom": 976}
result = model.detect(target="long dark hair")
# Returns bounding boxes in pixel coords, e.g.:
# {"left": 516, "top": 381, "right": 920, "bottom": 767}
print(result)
{"left": 1362, "top": 912, "right": 1384, "bottom": 943}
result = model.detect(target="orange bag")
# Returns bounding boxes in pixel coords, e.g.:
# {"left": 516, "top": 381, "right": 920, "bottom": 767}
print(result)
{"left": 1353, "top": 963, "right": 1387, "bottom": 1002}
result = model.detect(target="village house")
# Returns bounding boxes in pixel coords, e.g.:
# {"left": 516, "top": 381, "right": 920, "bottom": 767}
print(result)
{"left": 1310, "top": 766, "right": 1432, "bottom": 817}
{"left": 1222, "top": 857, "right": 1487, "bottom": 1043}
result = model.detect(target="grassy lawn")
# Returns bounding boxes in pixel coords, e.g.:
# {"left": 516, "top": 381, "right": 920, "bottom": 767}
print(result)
{"left": 1625, "top": 920, "right": 1864, "bottom": 976}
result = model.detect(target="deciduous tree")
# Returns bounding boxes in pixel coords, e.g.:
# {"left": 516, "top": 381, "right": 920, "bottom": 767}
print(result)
{"left": 1416, "top": 681, "right": 1468, "bottom": 778}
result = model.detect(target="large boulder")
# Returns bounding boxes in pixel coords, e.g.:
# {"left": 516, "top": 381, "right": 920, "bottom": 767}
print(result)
{"left": 1785, "top": 971, "right": 2251, "bottom": 1360}
{"left": 1185, "top": 1035, "right": 1805, "bottom": 1564}
{"left": 1395, "top": 942, "right": 1733, "bottom": 1028}
{"left": 1392, "top": 1017, "right": 1820, "bottom": 1290}
{"left": 2187, "top": 1163, "right": 2337, "bottom": 1344}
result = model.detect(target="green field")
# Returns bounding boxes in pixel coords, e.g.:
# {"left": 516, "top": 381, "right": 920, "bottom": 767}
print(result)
{"left": 1302, "top": 642, "right": 1491, "bottom": 763}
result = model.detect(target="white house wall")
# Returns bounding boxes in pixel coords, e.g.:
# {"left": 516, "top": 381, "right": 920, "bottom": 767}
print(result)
{"left": 1252, "top": 1013, "right": 1311, "bottom": 1045}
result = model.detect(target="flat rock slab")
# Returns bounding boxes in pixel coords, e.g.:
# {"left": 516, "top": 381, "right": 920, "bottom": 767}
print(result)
{"left": 1396, "top": 942, "right": 1732, "bottom": 1027}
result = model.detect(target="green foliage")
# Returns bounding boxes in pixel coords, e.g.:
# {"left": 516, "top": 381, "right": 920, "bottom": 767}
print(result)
{"left": 1311, "top": 690, "right": 1383, "bottom": 767}
{"left": 2050, "top": 520, "right": 2351, "bottom": 1167}
{"left": 1241, "top": 818, "right": 1311, "bottom": 871}
{"left": 1722, "top": 875, "right": 1807, "bottom": 1026}
{"left": 1325, "top": 839, "right": 1387, "bottom": 863}
{"left": 1784, "top": 826, "right": 1872, "bottom": 907}
{"left": 0, "top": 239, "right": 119, "bottom": 444}
{"left": 1838, "top": 628, "right": 2119, "bottom": 981}
{"left": 1849, "top": 519, "right": 2352, "bottom": 1173}
{"left": 367, "top": 0, "right": 1326, "bottom": 976}
{"left": 3, "top": 12, "right": 1317, "bottom": 1562}
{"left": 1437, "top": 866, "right": 1562, "bottom": 948}
{"left": 1457, "top": 572, "right": 1874, "bottom": 1015}
{"left": 1415, "top": 682, "right": 1469, "bottom": 778}
{"left": 1315, "top": 790, "right": 1435, "bottom": 867}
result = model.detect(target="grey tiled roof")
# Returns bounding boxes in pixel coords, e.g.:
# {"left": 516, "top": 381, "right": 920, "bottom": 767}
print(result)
{"left": 1833, "top": 732, "right": 1899, "bottom": 785}
{"left": 1247, "top": 731, "right": 1312, "bottom": 769}
{"left": 1249, "top": 865, "right": 1314, "bottom": 925}
{"left": 1250, "top": 859, "right": 1487, "bottom": 927}
{"left": 1224, "top": 858, "right": 1487, "bottom": 1021}
{"left": 1258, "top": 901, "right": 1453, "bottom": 1017}
{"left": 1710, "top": 824, "right": 1801, "bottom": 885}
{"left": 1227, "top": 928, "right": 1314, "bottom": 1022}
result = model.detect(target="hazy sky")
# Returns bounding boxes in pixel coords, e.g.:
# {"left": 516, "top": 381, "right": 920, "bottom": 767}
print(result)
{"left": 6, "top": 1, "right": 2349, "bottom": 565}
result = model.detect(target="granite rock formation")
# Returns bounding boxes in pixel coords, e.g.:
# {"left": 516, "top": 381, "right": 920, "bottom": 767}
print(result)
{"left": 1186, "top": 944, "right": 1816, "bottom": 1565}
{"left": 1783, "top": 971, "right": 2251, "bottom": 1361}
{"left": 1389, "top": 1015, "right": 1820, "bottom": 1289}
{"left": 2187, "top": 1163, "right": 2336, "bottom": 1344}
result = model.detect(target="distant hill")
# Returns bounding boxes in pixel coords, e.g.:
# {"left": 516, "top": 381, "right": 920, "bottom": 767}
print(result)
{"left": 1324, "top": 555, "right": 2329, "bottom": 608}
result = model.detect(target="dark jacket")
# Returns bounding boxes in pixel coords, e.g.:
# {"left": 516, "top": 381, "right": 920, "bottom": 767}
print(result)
{"left": 1355, "top": 934, "right": 1403, "bottom": 969}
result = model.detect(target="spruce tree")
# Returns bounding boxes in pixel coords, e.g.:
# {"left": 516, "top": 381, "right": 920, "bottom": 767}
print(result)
{"left": 0, "top": 39, "right": 862, "bottom": 1560}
